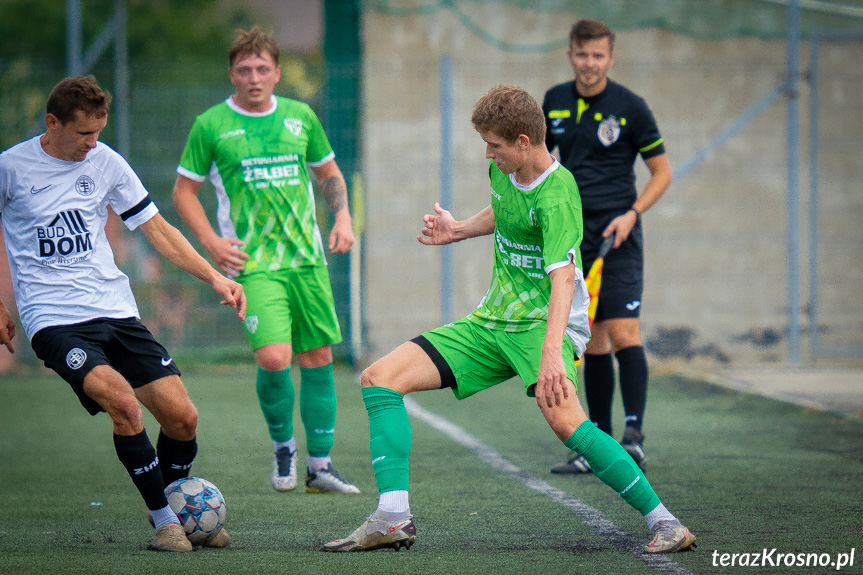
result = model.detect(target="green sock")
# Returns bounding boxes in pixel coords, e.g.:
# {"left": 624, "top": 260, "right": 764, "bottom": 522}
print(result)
{"left": 256, "top": 366, "right": 294, "bottom": 442}
{"left": 564, "top": 421, "right": 660, "bottom": 515}
{"left": 300, "top": 364, "right": 337, "bottom": 457}
{"left": 362, "top": 386, "right": 411, "bottom": 493}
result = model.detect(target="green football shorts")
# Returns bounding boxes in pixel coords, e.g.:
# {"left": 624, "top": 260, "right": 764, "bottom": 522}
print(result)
{"left": 237, "top": 266, "right": 342, "bottom": 352}
{"left": 419, "top": 318, "right": 578, "bottom": 400}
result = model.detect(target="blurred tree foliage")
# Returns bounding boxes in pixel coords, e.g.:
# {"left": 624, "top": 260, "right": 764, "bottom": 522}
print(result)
{"left": 0, "top": 0, "right": 254, "bottom": 69}
{"left": 0, "top": 0, "right": 327, "bottom": 150}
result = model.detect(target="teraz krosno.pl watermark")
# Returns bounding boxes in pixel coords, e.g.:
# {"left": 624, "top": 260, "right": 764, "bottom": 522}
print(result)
{"left": 712, "top": 549, "right": 855, "bottom": 570}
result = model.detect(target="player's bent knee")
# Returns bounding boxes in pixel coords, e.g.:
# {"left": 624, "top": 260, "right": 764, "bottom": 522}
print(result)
{"left": 360, "top": 365, "right": 378, "bottom": 388}
{"left": 253, "top": 342, "right": 294, "bottom": 371}
{"left": 171, "top": 404, "right": 198, "bottom": 440}
{"left": 539, "top": 405, "right": 580, "bottom": 441}
{"left": 106, "top": 395, "right": 145, "bottom": 434}
{"left": 360, "top": 362, "right": 399, "bottom": 389}
{"left": 256, "top": 352, "right": 292, "bottom": 372}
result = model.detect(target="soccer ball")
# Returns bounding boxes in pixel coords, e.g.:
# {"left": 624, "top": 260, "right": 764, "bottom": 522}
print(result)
{"left": 164, "top": 477, "right": 227, "bottom": 545}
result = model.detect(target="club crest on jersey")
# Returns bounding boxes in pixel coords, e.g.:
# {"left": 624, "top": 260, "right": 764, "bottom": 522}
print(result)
{"left": 283, "top": 118, "right": 302, "bottom": 137}
{"left": 597, "top": 116, "right": 621, "bottom": 147}
{"left": 75, "top": 175, "right": 96, "bottom": 196}
{"left": 66, "top": 347, "right": 87, "bottom": 369}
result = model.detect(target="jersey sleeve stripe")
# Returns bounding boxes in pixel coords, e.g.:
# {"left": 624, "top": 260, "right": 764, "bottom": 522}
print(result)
{"left": 639, "top": 138, "right": 664, "bottom": 153}
{"left": 544, "top": 248, "right": 578, "bottom": 275}
{"left": 176, "top": 165, "right": 207, "bottom": 182}
{"left": 120, "top": 194, "right": 154, "bottom": 222}
{"left": 307, "top": 150, "right": 335, "bottom": 169}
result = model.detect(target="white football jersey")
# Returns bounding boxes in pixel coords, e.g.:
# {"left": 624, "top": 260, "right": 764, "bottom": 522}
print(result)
{"left": 0, "top": 136, "right": 158, "bottom": 340}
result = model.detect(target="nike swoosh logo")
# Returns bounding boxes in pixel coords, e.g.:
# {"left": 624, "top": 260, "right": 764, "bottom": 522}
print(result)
{"left": 160, "top": 357, "right": 173, "bottom": 366}
{"left": 30, "top": 184, "right": 52, "bottom": 194}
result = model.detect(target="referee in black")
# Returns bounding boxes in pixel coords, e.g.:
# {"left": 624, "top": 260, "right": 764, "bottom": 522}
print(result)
{"left": 544, "top": 18, "right": 672, "bottom": 475}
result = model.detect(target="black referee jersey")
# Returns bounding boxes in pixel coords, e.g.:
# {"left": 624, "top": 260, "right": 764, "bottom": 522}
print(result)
{"left": 542, "top": 79, "right": 665, "bottom": 213}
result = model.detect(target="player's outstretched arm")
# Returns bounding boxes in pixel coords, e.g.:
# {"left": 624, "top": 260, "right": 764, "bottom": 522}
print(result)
{"left": 311, "top": 160, "right": 355, "bottom": 255}
{"left": 0, "top": 299, "right": 15, "bottom": 354}
{"left": 138, "top": 214, "right": 247, "bottom": 321}
{"left": 417, "top": 203, "right": 495, "bottom": 246}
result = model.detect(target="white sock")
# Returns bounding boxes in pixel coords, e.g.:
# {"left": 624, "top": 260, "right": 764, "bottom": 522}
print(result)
{"left": 150, "top": 504, "right": 179, "bottom": 530}
{"left": 307, "top": 455, "right": 331, "bottom": 473}
{"left": 644, "top": 503, "right": 677, "bottom": 531}
{"left": 274, "top": 437, "right": 297, "bottom": 452}
{"left": 378, "top": 490, "right": 410, "bottom": 514}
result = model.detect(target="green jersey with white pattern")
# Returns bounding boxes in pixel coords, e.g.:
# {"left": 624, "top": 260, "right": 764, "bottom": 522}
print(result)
{"left": 178, "top": 95, "right": 333, "bottom": 275}
{"left": 469, "top": 159, "right": 589, "bottom": 343}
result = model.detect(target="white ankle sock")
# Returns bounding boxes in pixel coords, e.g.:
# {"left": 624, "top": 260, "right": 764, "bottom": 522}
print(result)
{"left": 307, "top": 455, "right": 331, "bottom": 473}
{"left": 644, "top": 503, "right": 677, "bottom": 531}
{"left": 151, "top": 504, "right": 179, "bottom": 530}
{"left": 378, "top": 490, "right": 410, "bottom": 514}
{"left": 274, "top": 437, "right": 297, "bottom": 452}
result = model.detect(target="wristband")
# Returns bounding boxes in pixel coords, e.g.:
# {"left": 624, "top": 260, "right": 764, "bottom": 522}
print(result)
{"left": 628, "top": 207, "right": 641, "bottom": 221}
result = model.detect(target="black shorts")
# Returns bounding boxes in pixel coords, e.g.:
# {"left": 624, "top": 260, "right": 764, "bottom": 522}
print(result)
{"left": 30, "top": 317, "right": 181, "bottom": 416}
{"left": 582, "top": 209, "right": 644, "bottom": 322}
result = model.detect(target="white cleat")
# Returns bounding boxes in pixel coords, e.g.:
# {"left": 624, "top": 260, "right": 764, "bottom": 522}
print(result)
{"left": 271, "top": 447, "right": 298, "bottom": 492}
{"left": 305, "top": 463, "right": 360, "bottom": 494}
{"left": 644, "top": 520, "right": 697, "bottom": 553}
{"left": 322, "top": 511, "right": 416, "bottom": 552}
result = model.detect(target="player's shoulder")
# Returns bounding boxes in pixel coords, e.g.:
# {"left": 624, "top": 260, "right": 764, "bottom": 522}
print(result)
{"left": 543, "top": 81, "right": 575, "bottom": 105}
{"left": 605, "top": 80, "right": 651, "bottom": 109}
{"left": 537, "top": 162, "right": 579, "bottom": 201}
{"left": 0, "top": 136, "right": 39, "bottom": 165}
{"left": 84, "top": 141, "right": 127, "bottom": 168}
{"left": 275, "top": 95, "right": 315, "bottom": 115}
{"left": 195, "top": 99, "right": 233, "bottom": 122}
{"left": 544, "top": 162, "right": 578, "bottom": 191}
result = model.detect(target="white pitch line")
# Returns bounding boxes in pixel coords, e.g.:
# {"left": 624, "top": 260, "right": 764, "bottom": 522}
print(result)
{"left": 404, "top": 396, "right": 696, "bottom": 575}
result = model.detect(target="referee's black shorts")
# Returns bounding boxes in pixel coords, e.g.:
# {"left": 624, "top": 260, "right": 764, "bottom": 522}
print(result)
{"left": 31, "top": 317, "right": 181, "bottom": 415}
{"left": 581, "top": 209, "right": 644, "bottom": 322}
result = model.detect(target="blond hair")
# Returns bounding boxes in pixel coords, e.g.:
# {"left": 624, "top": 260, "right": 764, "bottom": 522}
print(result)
{"left": 470, "top": 85, "right": 545, "bottom": 144}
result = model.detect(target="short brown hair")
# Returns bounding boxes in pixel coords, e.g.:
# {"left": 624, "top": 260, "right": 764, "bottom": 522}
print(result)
{"left": 229, "top": 25, "right": 279, "bottom": 66}
{"left": 471, "top": 85, "right": 545, "bottom": 145}
{"left": 569, "top": 18, "right": 615, "bottom": 52}
{"left": 45, "top": 75, "right": 111, "bottom": 124}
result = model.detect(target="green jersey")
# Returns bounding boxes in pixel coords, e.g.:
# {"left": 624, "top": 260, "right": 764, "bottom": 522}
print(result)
{"left": 178, "top": 95, "right": 333, "bottom": 275}
{"left": 469, "top": 160, "right": 590, "bottom": 346}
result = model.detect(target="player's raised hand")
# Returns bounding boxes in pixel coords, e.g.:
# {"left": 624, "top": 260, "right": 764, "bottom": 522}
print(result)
{"left": 417, "top": 202, "right": 458, "bottom": 245}
{"left": 210, "top": 275, "right": 247, "bottom": 321}
{"left": 205, "top": 237, "right": 249, "bottom": 277}
{"left": 329, "top": 212, "right": 355, "bottom": 254}
{"left": 0, "top": 301, "right": 15, "bottom": 354}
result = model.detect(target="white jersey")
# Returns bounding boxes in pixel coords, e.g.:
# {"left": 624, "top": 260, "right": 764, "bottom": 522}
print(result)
{"left": 0, "top": 136, "right": 158, "bottom": 340}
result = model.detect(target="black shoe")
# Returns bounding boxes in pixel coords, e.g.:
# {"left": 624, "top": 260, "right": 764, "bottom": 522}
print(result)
{"left": 621, "top": 426, "right": 646, "bottom": 471}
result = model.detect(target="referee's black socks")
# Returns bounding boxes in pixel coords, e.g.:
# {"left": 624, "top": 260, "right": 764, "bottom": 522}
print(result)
{"left": 616, "top": 345, "right": 648, "bottom": 433}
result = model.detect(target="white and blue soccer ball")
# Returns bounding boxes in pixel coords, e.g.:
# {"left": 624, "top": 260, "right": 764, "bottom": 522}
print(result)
{"left": 164, "top": 477, "right": 226, "bottom": 545}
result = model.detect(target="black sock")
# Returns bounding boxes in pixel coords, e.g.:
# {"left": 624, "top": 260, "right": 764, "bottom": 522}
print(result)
{"left": 156, "top": 430, "right": 198, "bottom": 487}
{"left": 113, "top": 430, "right": 168, "bottom": 511}
{"left": 583, "top": 353, "right": 615, "bottom": 436}
{"left": 616, "top": 345, "right": 648, "bottom": 433}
